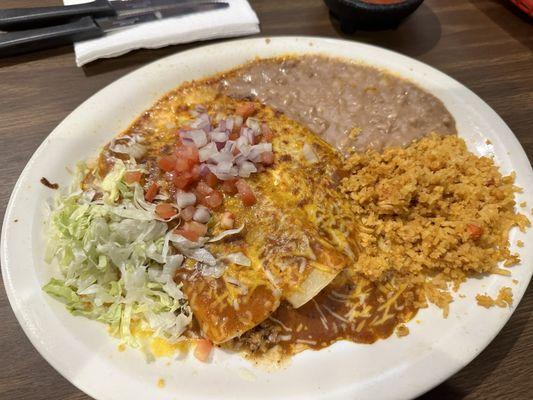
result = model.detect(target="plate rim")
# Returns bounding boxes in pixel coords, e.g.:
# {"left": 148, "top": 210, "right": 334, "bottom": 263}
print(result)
{"left": 2, "top": 35, "right": 532, "bottom": 400}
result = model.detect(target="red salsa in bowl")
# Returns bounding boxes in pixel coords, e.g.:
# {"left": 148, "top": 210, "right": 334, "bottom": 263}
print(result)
{"left": 324, "top": 0, "right": 423, "bottom": 32}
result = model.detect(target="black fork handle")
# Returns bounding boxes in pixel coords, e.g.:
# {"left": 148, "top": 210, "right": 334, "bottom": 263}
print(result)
{"left": 0, "top": 0, "right": 114, "bottom": 30}
{"left": 0, "top": 17, "right": 103, "bottom": 57}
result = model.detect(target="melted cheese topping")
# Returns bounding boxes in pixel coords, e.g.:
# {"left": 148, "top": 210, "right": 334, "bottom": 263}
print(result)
{"left": 103, "top": 84, "right": 360, "bottom": 344}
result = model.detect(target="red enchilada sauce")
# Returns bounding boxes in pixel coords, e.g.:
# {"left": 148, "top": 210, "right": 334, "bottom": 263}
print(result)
{"left": 94, "top": 54, "right": 453, "bottom": 359}
{"left": 226, "top": 271, "right": 421, "bottom": 357}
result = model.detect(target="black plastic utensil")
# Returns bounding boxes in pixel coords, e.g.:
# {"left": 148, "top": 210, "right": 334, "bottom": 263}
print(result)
{"left": 0, "top": 0, "right": 194, "bottom": 31}
{"left": 0, "top": 17, "right": 104, "bottom": 57}
{"left": 0, "top": 0, "right": 115, "bottom": 30}
{"left": 0, "top": 1, "right": 229, "bottom": 57}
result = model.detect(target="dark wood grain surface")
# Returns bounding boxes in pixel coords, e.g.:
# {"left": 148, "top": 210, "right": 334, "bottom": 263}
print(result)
{"left": 0, "top": 0, "right": 532, "bottom": 399}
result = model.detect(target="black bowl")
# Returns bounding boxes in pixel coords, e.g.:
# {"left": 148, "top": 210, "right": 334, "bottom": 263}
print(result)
{"left": 324, "top": 0, "right": 424, "bottom": 32}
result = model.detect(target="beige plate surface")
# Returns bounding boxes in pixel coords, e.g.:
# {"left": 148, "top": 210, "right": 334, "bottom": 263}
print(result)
{"left": 2, "top": 37, "right": 532, "bottom": 400}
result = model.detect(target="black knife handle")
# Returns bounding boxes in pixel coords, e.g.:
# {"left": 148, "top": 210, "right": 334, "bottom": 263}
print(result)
{"left": 0, "top": 17, "right": 103, "bottom": 57}
{"left": 0, "top": 0, "right": 114, "bottom": 30}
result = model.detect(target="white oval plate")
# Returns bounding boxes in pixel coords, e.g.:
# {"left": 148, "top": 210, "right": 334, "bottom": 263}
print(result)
{"left": 2, "top": 37, "right": 532, "bottom": 400}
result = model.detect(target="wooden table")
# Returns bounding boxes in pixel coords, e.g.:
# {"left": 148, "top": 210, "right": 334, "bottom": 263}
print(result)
{"left": 0, "top": 0, "right": 531, "bottom": 399}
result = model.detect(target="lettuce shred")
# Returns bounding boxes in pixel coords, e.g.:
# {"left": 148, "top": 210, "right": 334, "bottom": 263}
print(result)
{"left": 44, "top": 161, "right": 191, "bottom": 347}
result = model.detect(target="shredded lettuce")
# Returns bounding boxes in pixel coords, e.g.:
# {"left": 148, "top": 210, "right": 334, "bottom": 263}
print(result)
{"left": 100, "top": 159, "right": 126, "bottom": 204}
{"left": 44, "top": 162, "right": 191, "bottom": 347}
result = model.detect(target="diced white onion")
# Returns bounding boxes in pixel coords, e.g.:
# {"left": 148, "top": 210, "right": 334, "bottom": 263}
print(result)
{"left": 207, "top": 164, "right": 237, "bottom": 180}
{"left": 303, "top": 142, "right": 319, "bottom": 163}
{"left": 238, "top": 161, "right": 257, "bottom": 177}
{"left": 182, "top": 129, "right": 207, "bottom": 148}
{"left": 248, "top": 143, "right": 272, "bottom": 162}
{"left": 234, "top": 154, "right": 247, "bottom": 166}
{"left": 245, "top": 117, "right": 261, "bottom": 135}
{"left": 109, "top": 137, "right": 146, "bottom": 160}
{"left": 217, "top": 161, "right": 233, "bottom": 173}
{"left": 222, "top": 140, "right": 236, "bottom": 154}
{"left": 236, "top": 136, "right": 250, "bottom": 156}
{"left": 199, "top": 142, "right": 218, "bottom": 162}
{"left": 241, "top": 127, "right": 255, "bottom": 145}
{"left": 191, "top": 113, "right": 210, "bottom": 130}
{"left": 193, "top": 205, "right": 211, "bottom": 224}
{"left": 210, "top": 150, "right": 233, "bottom": 165}
{"left": 176, "top": 191, "right": 196, "bottom": 208}
{"left": 210, "top": 130, "right": 229, "bottom": 143}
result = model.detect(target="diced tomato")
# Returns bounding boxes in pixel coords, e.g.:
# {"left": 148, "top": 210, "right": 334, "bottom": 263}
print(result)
{"left": 196, "top": 181, "right": 213, "bottom": 196}
{"left": 220, "top": 179, "right": 238, "bottom": 195}
{"left": 183, "top": 221, "right": 208, "bottom": 237}
{"left": 174, "top": 157, "right": 190, "bottom": 173}
{"left": 173, "top": 171, "right": 193, "bottom": 190}
{"left": 180, "top": 205, "right": 196, "bottom": 222}
{"left": 158, "top": 155, "right": 177, "bottom": 172}
{"left": 235, "top": 179, "right": 256, "bottom": 206}
{"left": 176, "top": 144, "right": 199, "bottom": 166}
{"left": 155, "top": 203, "right": 177, "bottom": 219}
{"left": 124, "top": 170, "right": 142, "bottom": 184}
{"left": 467, "top": 223, "right": 483, "bottom": 240}
{"left": 235, "top": 102, "right": 255, "bottom": 119}
{"left": 186, "top": 145, "right": 200, "bottom": 163}
{"left": 204, "top": 190, "right": 224, "bottom": 209}
{"left": 220, "top": 212, "right": 235, "bottom": 229}
{"left": 194, "top": 339, "right": 213, "bottom": 362}
{"left": 190, "top": 164, "right": 201, "bottom": 182}
{"left": 261, "top": 151, "right": 274, "bottom": 165}
{"left": 145, "top": 182, "right": 159, "bottom": 202}
{"left": 174, "top": 228, "right": 199, "bottom": 242}
{"left": 194, "top": 192, "right": 206, "bottom": 208}
{"left": 261, "top": 123, "right": 274, "bottom": 142}
{"left": 204, "top": 172, "right": 218, "bottom": 188}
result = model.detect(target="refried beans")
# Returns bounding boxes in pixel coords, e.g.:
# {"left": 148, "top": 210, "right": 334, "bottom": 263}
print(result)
{"left": 220, "top": 55, "right": 456, "bottom": 153}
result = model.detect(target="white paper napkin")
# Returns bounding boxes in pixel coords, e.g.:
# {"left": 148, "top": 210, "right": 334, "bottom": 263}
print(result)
{"left": 63, "top": 0, "right": 260, "bottom": 66}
